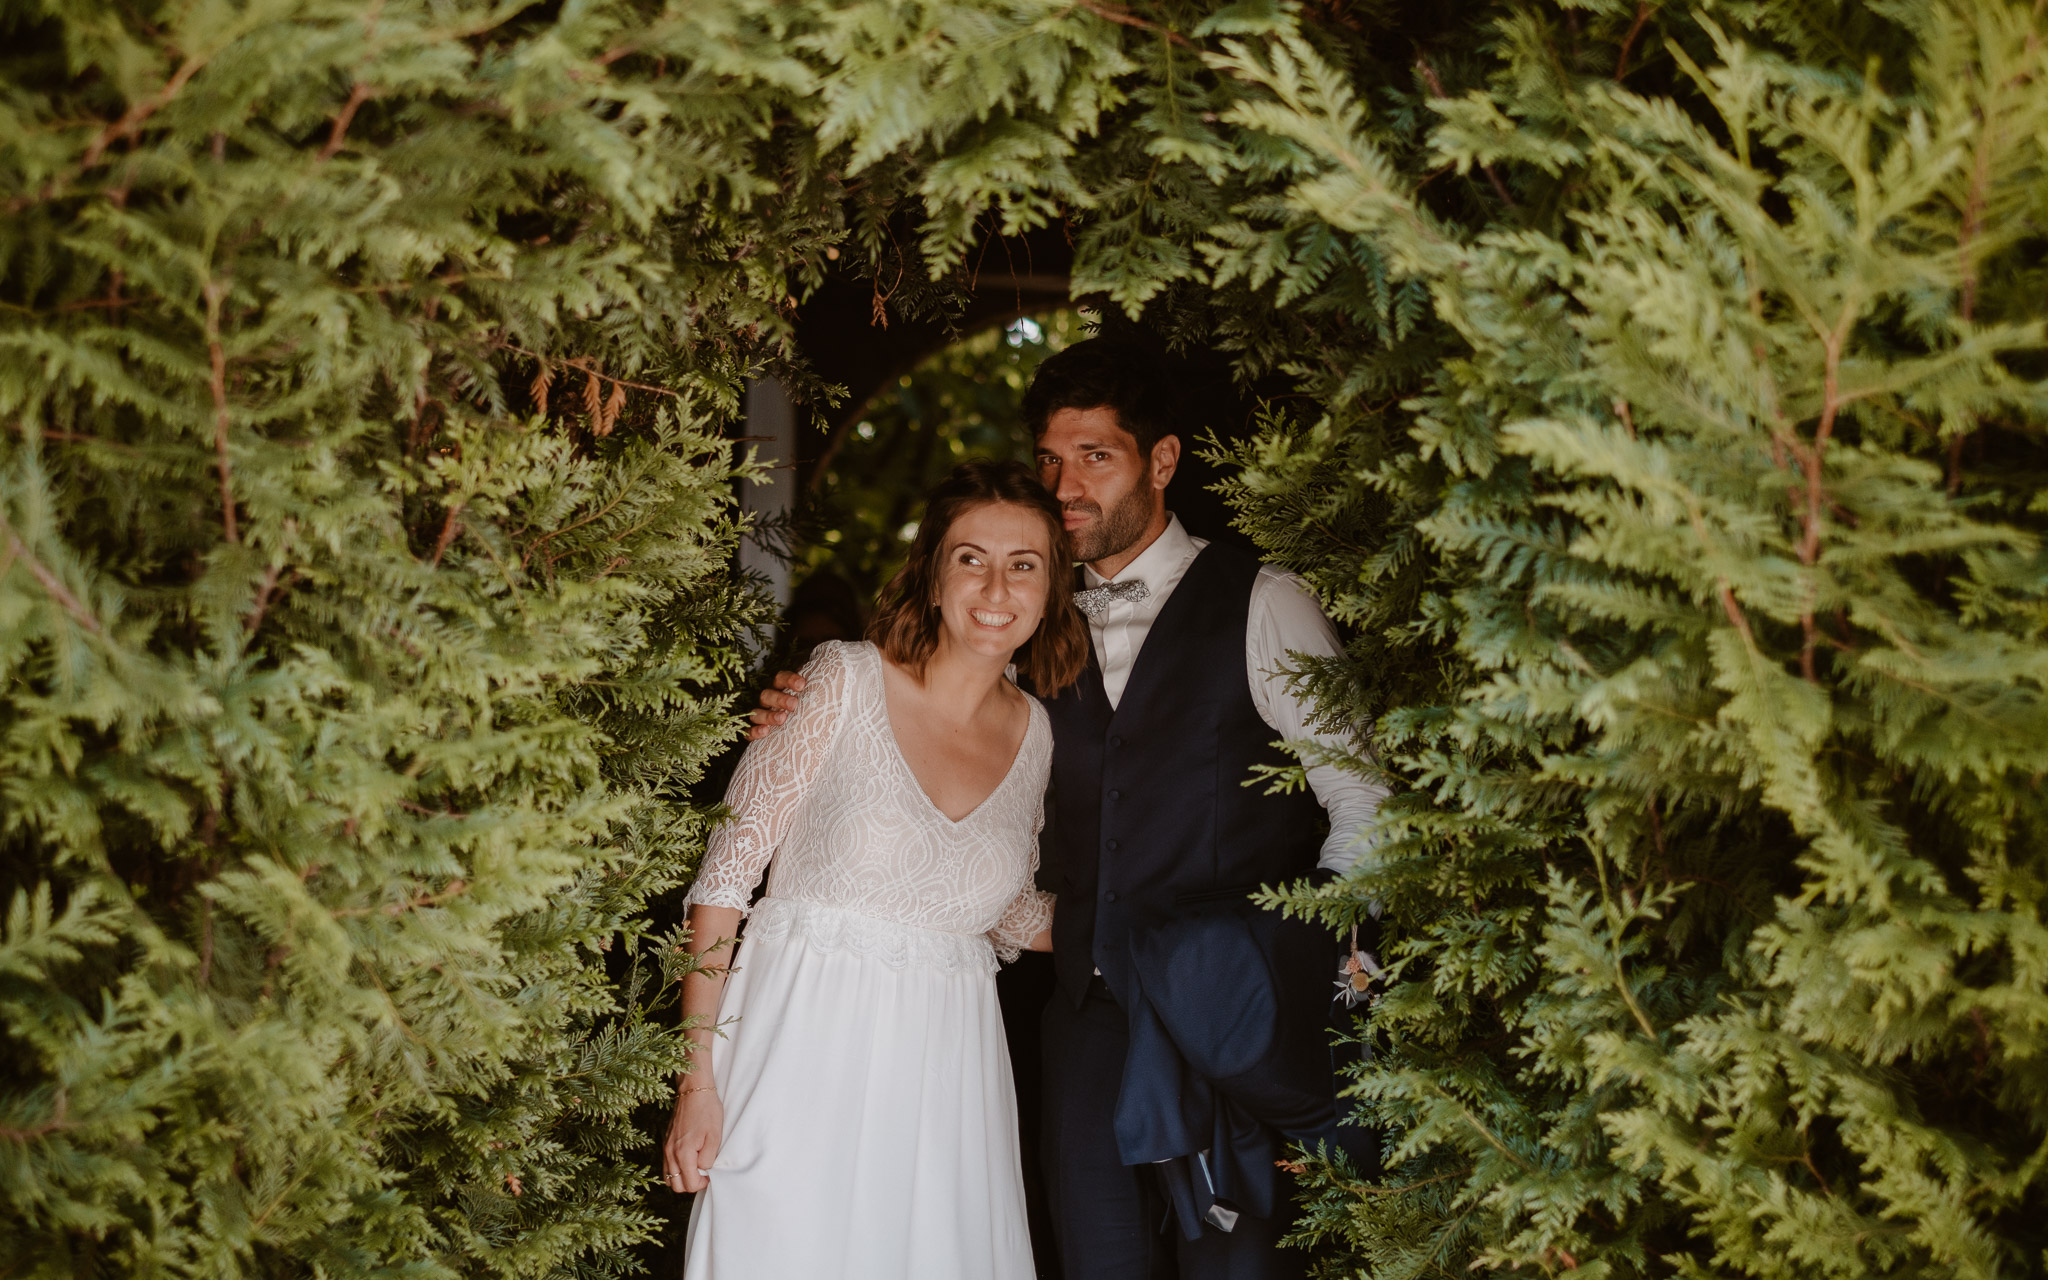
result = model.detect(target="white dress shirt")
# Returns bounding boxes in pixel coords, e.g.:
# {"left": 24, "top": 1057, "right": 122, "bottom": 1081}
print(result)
{"left": 1081, "top": 515, "right": 1389, "bottom": 873}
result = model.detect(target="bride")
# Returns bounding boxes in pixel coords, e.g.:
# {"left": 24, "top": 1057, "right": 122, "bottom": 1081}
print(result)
{"left": 664, "top": 458, "right": 1087, "bottom": 1278}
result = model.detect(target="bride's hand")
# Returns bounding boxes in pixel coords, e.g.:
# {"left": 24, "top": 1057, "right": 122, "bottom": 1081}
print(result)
{"left": 663, "top": 1085, "right": 724, "bottom": 1194}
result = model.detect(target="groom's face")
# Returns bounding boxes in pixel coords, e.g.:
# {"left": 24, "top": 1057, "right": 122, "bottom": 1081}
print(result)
{"left": 1035, "top": 407, "right": 1176, "bottom": 566}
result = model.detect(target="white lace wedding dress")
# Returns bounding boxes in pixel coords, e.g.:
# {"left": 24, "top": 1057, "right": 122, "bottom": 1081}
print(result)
{"left": 680, "top": 639, "right": 1053, "bottom": 1280}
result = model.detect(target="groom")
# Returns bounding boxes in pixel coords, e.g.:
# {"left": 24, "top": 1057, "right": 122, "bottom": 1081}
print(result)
{"left": 756, "top": 337, "right": 1384, "bottom": 1279}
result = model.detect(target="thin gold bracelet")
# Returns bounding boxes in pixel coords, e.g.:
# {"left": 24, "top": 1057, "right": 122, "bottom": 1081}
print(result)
{"left": 680, "top": 1083, "right": 716, "bottom": 1095}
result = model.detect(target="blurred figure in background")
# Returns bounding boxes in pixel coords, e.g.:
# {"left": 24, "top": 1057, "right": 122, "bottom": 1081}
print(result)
{"left": 779, "top": 570, "right": 867, "bottom": 665}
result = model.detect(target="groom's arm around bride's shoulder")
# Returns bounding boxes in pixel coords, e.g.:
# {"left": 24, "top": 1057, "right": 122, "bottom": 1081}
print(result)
{"left": 746, "top": 668, "right": 807, "bottom": 740}
{"left": 1245, "top": 565, "right": 1392, "bottom": 875}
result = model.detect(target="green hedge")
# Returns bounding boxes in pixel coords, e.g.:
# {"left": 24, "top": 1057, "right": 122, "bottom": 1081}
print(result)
{"left": 5, "top": 2, "right": 2042, "bottom": 1277}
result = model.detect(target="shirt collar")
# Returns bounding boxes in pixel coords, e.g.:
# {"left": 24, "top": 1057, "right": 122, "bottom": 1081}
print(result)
{"left": 1084, "top": 513, "right": 1195, "bottom": 588}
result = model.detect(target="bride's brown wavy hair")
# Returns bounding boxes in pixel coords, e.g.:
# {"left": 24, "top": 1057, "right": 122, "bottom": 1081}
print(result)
{"left": 869, "top": 459, "right": 1088, "bottom": 695}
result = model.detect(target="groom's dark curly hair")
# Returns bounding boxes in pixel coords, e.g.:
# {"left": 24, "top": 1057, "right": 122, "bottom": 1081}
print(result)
{"left": 1021, "top": 334, "right": 1182, "bottom": 453}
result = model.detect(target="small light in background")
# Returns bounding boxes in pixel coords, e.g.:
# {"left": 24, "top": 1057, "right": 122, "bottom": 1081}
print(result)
{"left": 1004, "top": 317, "right": 1044, "bottom": 347}
{"left": 855, "top": 421, "right": 875, "bottom": 440}
{"left": 897, "top": 521, "right": 920, "bottom": 542}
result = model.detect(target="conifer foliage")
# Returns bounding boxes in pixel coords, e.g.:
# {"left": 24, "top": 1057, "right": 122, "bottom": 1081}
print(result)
{"left": 5, "top": 1, "right": 2045, "bottom": 1277}
{"left": 0, "top": 3, "right": 809, "bottom": 1274}
{"left": 1193, "top": 4, "right": 2048, "bottom": 1277}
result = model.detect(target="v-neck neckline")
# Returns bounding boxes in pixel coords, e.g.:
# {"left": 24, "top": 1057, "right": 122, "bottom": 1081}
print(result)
{"left": 870, "top": 646, "right": 1035, "bottom": 828}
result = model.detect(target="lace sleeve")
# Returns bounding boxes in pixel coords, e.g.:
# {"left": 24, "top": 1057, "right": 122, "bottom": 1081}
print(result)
{"left": 989, "top": 884, "right": 1054, "bottom": 965}
{"left": 989, "top": 754, "right": 1055, "bottom": 964}
{"left": 685, "top": 642, "right": 855, "bottom": 913}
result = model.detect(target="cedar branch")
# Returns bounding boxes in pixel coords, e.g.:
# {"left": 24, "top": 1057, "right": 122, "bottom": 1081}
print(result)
{"left": 245, "top": 567, "right": 296, "bottom": 637}
{"left": 0, "top": 1093, "right": 69, "bottom": 1142}
{"left": 497, "top": 343, "right": 679, "bottom": 399}
{"left": 203, "top": 281, "right": 240, "bottom": 543}
{"left": 82, "top": 53, "right": 208, "bottom": 168}
{"left": 430, "top": 502, "right": 465, "bottom": 568}
{"left": 0, "top": 517, "right": 102, "bottom": 633}
{"left": 3, "top": 51, "right": 212, "bottom": 211}
{"left": 1075, "top": 1, "right": 1193, "bottom": 48}
{"left": 1796, "top": 301, "right": 1854, "bottom": 681}
{"left": 1615, "top": 3, "right": 1654, "bottom": 81}
{"left": 1948, "top": 106, "right": 1993, "bottom": 494}
{"left": 1415, "top": 57, "right": 1516, "bottom": 209}
{"left": 1716, "top": 581, "right": 1757, "bottom": 652}
{"left": 319, "top": 83, "right": 374, "bottom": 162}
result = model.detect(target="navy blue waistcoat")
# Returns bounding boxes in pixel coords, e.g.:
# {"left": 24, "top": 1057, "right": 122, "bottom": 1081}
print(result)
{"left": 1041, "top": 541, "right": 1327, "bottom": 1007}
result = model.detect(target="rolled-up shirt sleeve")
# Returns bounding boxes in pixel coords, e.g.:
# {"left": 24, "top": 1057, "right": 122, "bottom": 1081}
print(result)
{"left": 1245, "top": 569, "right": 1391, "bottom": 875}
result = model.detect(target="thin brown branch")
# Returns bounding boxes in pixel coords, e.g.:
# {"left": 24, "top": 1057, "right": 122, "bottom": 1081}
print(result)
{"left": 197, "top": 895, "right": 215, "bottom": 987}
{"left": 4, "top": 50, "right": 215, "bottom": 212}
{"left": 83, "top": 52, "right": 208, "bottom": 170}
{"left": 192, "top": 807, "right": 221, "bottom": 986}
{"left": 318, "top": 82, "right": 374, "bottom": 162}
{"left": 202, "top": 280, "right": 239, "bottom": 543}
{"left": 1075, "top": 1, "right": 1194, "bottom": 48}
{"left": 1415, "top": 56, "right": 1516, "bottom": 209}
{"left": 1615, "top": 3, "right": 1654, "bottom": 81}
{"left": 1716, "top": 581, "right": 1757, "bottom": 652}
{"left": 1799, "top": 1144, "right": 1834, "bottom": 1197}
{"left": 1948, "top": 112, "right": 1993, "bottom": 494}
{"left": 1797, "top": 301, "right": 1854, "bottom": 681}
{"left": 430, "top": 502, "right": 465, "bottom": 568}
{"left": 497, "top": 343, "right": 679, "bottom": 399}
{"left": 0, "top": 517, "right": 102, "bottom": 633}
{"left": 399, "top": 801, "right": 471, "bottom": 818}
{"left": 54, "top": 281, "right": 129, "bottom": 313}
{"left": 0, "top": 1092, "right": 69, "bottom": 1142}
{"left": 334, "top": 877, "right": 470, "bottom": 918}
{"left": 7, "top": 420, "right": 141, "bottom": 454}
{"left": 1593, "top": 852, "right": 1661, "bottom": 1039}
{"left": 244, "top": 566, "right": 296, "bottom": 637}
{"left": 523, "top": 485, "right": 634, "bottom": 563}
{"left": 1311, "top": 1166, "right": 1472, "bottom": 1197}
{"left": 246, "top": 562, "right": 282, "bottom": 632}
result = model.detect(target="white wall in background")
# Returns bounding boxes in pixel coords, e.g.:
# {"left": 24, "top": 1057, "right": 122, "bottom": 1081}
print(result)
{"left": 739, "top": 377, "right": 797, "bottom": 613}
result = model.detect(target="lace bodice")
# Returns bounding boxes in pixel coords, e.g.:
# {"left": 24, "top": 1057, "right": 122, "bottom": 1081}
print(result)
{"left": 687, "top": 641, "right": 1055, "bottom": 964}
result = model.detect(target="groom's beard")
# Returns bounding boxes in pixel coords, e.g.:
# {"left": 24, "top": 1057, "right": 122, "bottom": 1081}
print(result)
{"left": 1066, "top": 479, "right": 1154, "bottom": 565}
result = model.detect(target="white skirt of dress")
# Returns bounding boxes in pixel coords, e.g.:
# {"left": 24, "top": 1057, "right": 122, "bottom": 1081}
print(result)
{"left": 681, "top": 897, "right": 1035, "bottom": 1280}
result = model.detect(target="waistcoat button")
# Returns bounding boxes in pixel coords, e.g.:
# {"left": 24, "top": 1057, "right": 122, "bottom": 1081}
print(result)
{"left": 1104, "top": 891, "right": 1119, "bottom": 903}
{"left": 1109, "top": 735, "right": 1123, "bottom": 748}
{"left": 1106, "top": 839, "right": 1120, "bottom": 851}
{"left": 1108, "top": 789, "right": 1121, "bottom": 800}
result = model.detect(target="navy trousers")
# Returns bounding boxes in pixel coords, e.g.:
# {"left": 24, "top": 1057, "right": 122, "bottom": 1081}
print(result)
{"left": 1040, "top": 981, "right": 1309, "bottom": 1280}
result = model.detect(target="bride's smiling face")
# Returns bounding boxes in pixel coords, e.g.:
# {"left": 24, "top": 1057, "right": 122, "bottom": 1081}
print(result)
{"left": 933, "top": 500, "right": 1054, "bottom": 664}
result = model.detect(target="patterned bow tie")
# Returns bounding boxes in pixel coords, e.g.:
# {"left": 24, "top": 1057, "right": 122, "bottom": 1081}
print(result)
{"left": 1072, "top": 579, "right": 1150, "bottom": 619}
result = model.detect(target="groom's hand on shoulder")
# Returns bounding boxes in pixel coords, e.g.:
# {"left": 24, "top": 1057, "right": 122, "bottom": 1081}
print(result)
{"left": 745, "top": 670, "right": 807, "bottom": 740}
